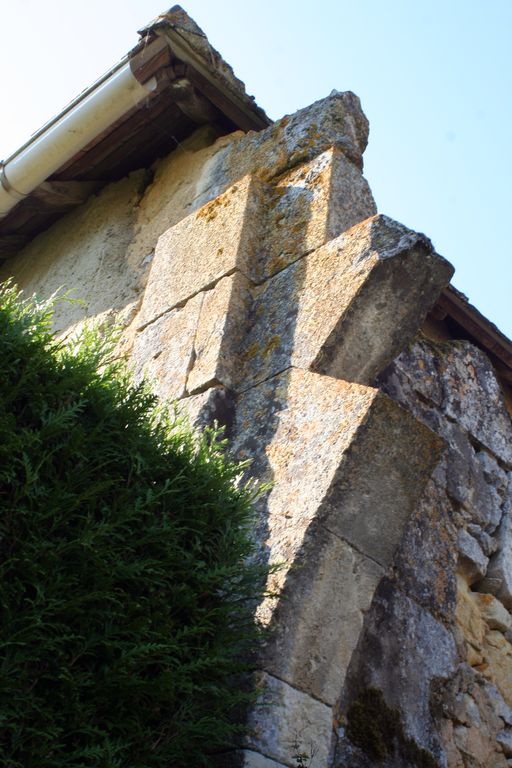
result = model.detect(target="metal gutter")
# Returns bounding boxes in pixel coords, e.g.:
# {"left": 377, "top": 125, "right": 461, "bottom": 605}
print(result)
{"left": 0, "top": 60, "right": 157, "bottom": 218}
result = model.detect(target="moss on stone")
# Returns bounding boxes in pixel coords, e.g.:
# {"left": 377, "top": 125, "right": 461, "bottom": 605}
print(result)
{"left": 346, "top": 687, "right": 399, "bottom": 761}
{"left": 346, "top": 687, "right": 438, "bottom": 767}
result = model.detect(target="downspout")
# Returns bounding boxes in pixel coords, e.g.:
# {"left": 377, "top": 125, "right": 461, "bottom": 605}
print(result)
{"left": 0, "top": 59, "right": 158, "bottom": 218}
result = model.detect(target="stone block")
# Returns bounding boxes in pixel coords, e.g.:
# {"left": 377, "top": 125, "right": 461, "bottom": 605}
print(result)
{"left": 480, "top": 495, "right": 512, "bottom": 608}
{"left": 457, "top": 529, "right": 489, "bottom": 584}
{"left": 239, "top": 215, "right": 453, "bottom": 389}
{"left": 379, "top": 333, "right": 445, "bottom": 407}
{"left": 311, "top": 215, "right": 453, "bottom": 383}
{"left": 234, "top": 369, "right": 441, "bottom": 578}
{"left": 440, "top": 341, "right": 512, "bottom": 466}
{"left": 234, "top": 369, "right": 441, "bottom": 709}
{"left": 474, "top": 593, "right": 512, "bottom": 633}
{"left": 138, "top": 176, "right": 270, "bottom": 327}
{"left": 194, "top": 91, "right": 371, "bottom": 212}
{"left": 177, "top": 386, "right": 235, "bottom": 435}
{"left": 498, "top": 730, "right": 512, "bottom": 757}
{"left": 392, "top": 477, "right": 458, "bottom": 620}
{"left": 477, "top": 450, "right": 509, "bottom": 490}
{"left": 241, "top": 750, "right": 288, "bottom": 767}
{"left": 262, "top": 526, "right": 383, "bottom": 706}
{"left": 456, "top": 575, "right": 487, "bottom": 651}
{"left": 467, "top": 524, "right": 499, "bottom": 556}
{"left": 340, "top": 580, "right": 458, "bottom": 757}
{"left": 484, "top": 631, "right": 512, "bottom": 707}
{"left": 246, "top": 672, "right": 333, "bottom": 768}
{"left": 318, "top": 390, "right": 443, "bottom": 568}
{"left": 250, "top": 147, "right": 376, "bottom": 282}
{"left": 188, "top": 272, "right": 252, "bottom": 393}
{"left": 131, "top": 293, "right": 202, "bottom": 402}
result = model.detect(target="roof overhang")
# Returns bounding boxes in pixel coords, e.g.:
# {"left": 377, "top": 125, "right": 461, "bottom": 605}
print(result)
{"left": 0, "top": 5, "right": 270, "bottom": 259}
{"left": 430, "top": 285, "right": 512, "bottom": 387}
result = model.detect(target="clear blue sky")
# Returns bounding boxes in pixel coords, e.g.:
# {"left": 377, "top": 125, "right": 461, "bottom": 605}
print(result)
{"left": 1, "top": 1, "right": 511, "bottom": 337}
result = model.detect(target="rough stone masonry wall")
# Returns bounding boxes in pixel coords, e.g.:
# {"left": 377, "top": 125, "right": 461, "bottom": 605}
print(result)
{"left": 331, "top": 335, "right": 512, "bottom": 768}
{"left": 3, "top": 89, "right": 511, "bottom": 768}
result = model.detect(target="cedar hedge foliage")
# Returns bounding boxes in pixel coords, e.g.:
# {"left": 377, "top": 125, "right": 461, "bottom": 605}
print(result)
{"left": 0, "top": 282, "right": 267, "bottom": 768}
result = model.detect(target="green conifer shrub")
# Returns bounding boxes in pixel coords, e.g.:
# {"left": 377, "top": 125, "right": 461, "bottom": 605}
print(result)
{"left": 0, "top": 282, "right": 267, "bottom": 768}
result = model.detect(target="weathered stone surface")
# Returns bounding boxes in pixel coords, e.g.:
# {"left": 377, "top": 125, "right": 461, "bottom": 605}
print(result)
{"left": 240, "top": 215, "right": 453, "bottom": 389}
{"left": 483, "top": 631, "right": 512, "bottom": 707}
{"left": 455, "top": 578, "right": 512, "bottom": 711}
{"left": 457, "top": 529, "right": 489, "bottom": 584}
{"left": 481, "top": 679, "right": 512, "bottom": 726}
{"left": 241, "top": 750, "right": 288, "bottom": 767}
{"left": 131, "top": 293, "right": 202, "bottom": 401}
{"left": 392, "top": 477, "right": 458, "bottom": 620}
{"left": 234, "top": 369, "right": 375, "bottom": 580}
{"left": 188, "top": 272, "right": 252, "bottom": 393}
{"left": 140, "top": 144, "right": 376, "bottom": 331}
{"left": 318, "top": 392, "right": 443, "bottom": 568}
{"left": 311, "top": 215, "right": 453, "bottom": 383}
{"left": 467, "top": 524, "right": 499, "bottom": 556}
{"left": 439, "top": 664, "right": 511, "bottom": 767}
{"left": 194, "top": 91, "right": 371, "bottom": 212}
{"left": 382, "top": 337, "right": 512, "bottom": 471}
{"left": 233, "top": 368, "right": 440, "bottom": 723}
{"left": 177, "top": 386, "right": 235, "bottom": 435}
{"left": 497, "top": 730, "right": 512, "bottom": 757}
{"left": 453, "top": 723, "right": 506, "bottom": 766}
{"left": 250, "top": 147, "right": 376, "bottom": 282}
{"left": 439, "top": 720, "right": 465, "bottom": 768}
{"left": 456, "top": 576, "right": 487, "bottom": 653}
{"left": 338, "top": 580, "right": 458, "bottom": 760}
{"left": 138, "top": 176, "right": 268, "bottom": 327}
{"left": 234, "top": 369, "right": 442, "bottom": 583}
{"left": 378, "top": 334, "right": 445, "bottom": 407}
{"left": 439, "top": 342, "right": 512, "bottom": 466}
{"left": 477, "top": 450, "right": 509, "bottom": 491}
{"left": 439, "top": 421, "right": 491, "bottom": 519}
{"left": 245, "top": 673, "right": 333, "bottom": 768}
{"left": 262, "top": 526, "right": 383, "bottom": 706}
{"left": 454, "top": 453, "right": 504, "bottom": 534}
{"left": 380, "top": 343, "right": 507, "bottom": 532}
{"left": 480, "top": 496, "right": 512, "bottom": 608}
{"left": 333, "top": 737, "right": 375, "bottom": 768}
{"left": 473, "top": 593, "right": 512, "bottom": 633}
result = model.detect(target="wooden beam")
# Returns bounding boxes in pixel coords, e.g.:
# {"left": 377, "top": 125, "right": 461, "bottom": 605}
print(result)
{"left": 159, "top": 28, "right": 270, "bottom": 131}
{"left": 129, "top": 35, "right": 172, "bottom": 85}
{"left": 435, "top": 285, "right": 512, "bottom": 370}
{"left": 32, "top": 180, "right": 100, "bottom": 207}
